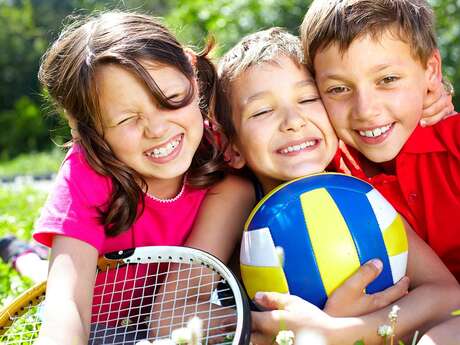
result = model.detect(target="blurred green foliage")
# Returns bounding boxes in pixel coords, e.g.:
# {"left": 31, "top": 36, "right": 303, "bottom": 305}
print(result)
{"left": 0, "top": 0, "right": 459, "bottom": 160}
{"left": 165, "top": 0, "right": 309, "bottom": 54}
{"left": 431, "top": 0, "right": 460, "bottom": 103}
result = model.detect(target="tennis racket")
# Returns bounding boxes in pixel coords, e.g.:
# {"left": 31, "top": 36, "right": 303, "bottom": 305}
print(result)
{"left": 0, "top": 246, "right": 251, "bottom": 345}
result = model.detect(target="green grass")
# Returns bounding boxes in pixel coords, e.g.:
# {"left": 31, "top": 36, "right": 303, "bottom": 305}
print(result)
{"left": 0, "top": 187, "right": 47, "bottom": 240}
{"left": 0, "top": 186, "right": 49, "bottom": 307}
{"left": 0, "top": 149, "right": 65, "bottom": 178}
{"left": 0, "top": 149, "right": 63, "bottom": 304}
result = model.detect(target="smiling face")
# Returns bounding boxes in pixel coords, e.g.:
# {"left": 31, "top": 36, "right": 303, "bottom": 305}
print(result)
{"left": 96, "top": 62, "right": 203, "bottom": 196}
{"left": 229, "top": 55, "right": 338, "bottom": 193}
{"left": 314, "top": 30, "right": 440, "bottom": 163}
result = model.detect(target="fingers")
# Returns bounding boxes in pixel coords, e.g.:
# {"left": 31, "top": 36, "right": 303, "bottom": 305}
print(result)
{"left": 343, "top": 259, "right": 383, "bottom": 293}
{"left": 253, "top": 291, "right": 293, "bottom": 310}
{"left": 368, "top": 276, "right": 410, "bottom": 310}
{"left": 421, "top": 93, "right": 454, "bottom": 127}
{"left": 324, "top": 259, "right": 382, "bottom": 316}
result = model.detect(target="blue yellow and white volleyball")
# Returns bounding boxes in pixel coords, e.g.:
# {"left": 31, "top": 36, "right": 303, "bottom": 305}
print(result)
{"left": 240, "top": 173, "right": 408, "bottom": 308}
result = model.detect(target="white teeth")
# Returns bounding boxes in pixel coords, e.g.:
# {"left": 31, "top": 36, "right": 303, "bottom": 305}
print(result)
{"left": 148, "top": 138, "right": 180, "bottom": 158}
{"left": 280, "top": 140, "right": 316, "bottom": 154}
{"left": 358, "top": 124, "right": 391, "bottom": 138}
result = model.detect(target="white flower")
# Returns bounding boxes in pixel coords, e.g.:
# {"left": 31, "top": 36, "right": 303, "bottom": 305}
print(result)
{"left": 171, "top": 327, "right": 192, "bottom": 345}
{"left": 388, "top": 305, "right": 400, "bottom": 321}
{"left": 149, "top": 339, "right": 175, "bottom": 345}
{"left": 377, "top": 324, "right": 394, "bottom": 337}
{"left": 276, "top": 330, "right": 295, "bottom": 345}
{"left": 187, "top": 317, "right": 203, "bottom": 345}
{"left": 135, "top": 340, "right": 152, "bottom": 345}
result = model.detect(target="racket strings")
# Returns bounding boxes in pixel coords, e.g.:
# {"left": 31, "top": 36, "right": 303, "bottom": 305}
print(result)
{"left": 92, "top": 280, "right": 233, "bottom": 317}
{"left": 0, "top": 296, "right": 45, "bottom": 344}
{"left": 1, "top": 256, "right": 241, "bottom": 345}
{"left": 89, "top": 260, "right": 239, "bottom": 344}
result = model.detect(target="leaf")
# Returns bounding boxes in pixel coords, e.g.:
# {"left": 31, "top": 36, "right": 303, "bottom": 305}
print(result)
{"left": 353, "top": 341, "right": 365, "bottom": 345}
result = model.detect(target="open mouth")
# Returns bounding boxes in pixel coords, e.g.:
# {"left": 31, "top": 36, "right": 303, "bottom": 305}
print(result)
{"left": 356, "top": 123, "right": 394, "bottom": 144}
{"left": 145, "top": 134, "right": 183, "bottom": 159}
{"left": 358, "top": 124, "right": 393, "bottom": 138}
{"left": 278, "top": 139, "right": 319, "bottom": 155}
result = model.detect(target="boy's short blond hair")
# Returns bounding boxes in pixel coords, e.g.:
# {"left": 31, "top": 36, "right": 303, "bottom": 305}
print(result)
{"left": 301, "top": 0, "right": 438, "bottom": 74}
{"left": 216, "top": 28, "right": 303, "bottom": 142}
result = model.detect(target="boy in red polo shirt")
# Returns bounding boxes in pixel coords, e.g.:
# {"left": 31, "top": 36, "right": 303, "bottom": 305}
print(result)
{"left": 302, "top": 0, "right": 460, "bottom": 285}
{"left": 297, "top": 0, "right": 460, "bottom": 343}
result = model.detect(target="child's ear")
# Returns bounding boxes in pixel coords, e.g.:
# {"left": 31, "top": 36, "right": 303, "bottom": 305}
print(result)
{"left": 184, "top": 48, "right": 197, "bottom": 66}
{"left": 224, "top": 143, "right": 246, "bottom": 169}
{"left": 425, "top": 49, "right": 443, "bottom": 92}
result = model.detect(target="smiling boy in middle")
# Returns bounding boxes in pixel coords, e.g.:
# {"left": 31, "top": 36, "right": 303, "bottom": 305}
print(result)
{"left": 217, "top": 35, "right": 337, "bottom": 194}
{"left": 214, "top": 27, "right": 460, "bottom": 344}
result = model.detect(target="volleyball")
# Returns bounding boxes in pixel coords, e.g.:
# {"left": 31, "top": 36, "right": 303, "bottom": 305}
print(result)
{"left": 240, "top": 173, "right": 408, "bottom": 308}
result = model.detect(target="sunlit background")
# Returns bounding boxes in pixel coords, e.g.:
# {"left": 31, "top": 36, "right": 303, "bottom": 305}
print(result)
{"left": 0, "top": 0, "right": 458, "bottom": 168}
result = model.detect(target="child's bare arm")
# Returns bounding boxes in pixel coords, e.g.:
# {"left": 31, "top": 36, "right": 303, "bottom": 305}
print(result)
{"left": 184, "top": 174, "right": 255, "bottom": 262}
{"left": 417, "top": 317, "right": 460, "bottom": 345}
{"left": 382, "top": 221, "right": 460, "bottom": 338}
{"left": 36, "top": 235, "right": 98, "bottom": 345}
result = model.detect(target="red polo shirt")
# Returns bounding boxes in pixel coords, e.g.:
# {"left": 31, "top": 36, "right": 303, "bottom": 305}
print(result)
{"left": 332, "top": 114, "right": 460, "bottom": 282}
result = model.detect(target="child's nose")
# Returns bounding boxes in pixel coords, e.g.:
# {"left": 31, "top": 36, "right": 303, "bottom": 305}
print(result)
{"left": 353, "top": 89, "right": 381, "bottom": 121}
{"left": 280, "top": 108, "right": 307, "bottom": 132}
{"left": 143, "top": 114, "right": 168, "bottom": 138}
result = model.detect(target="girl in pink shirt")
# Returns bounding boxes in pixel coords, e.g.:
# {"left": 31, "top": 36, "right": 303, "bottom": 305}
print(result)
{"left": 33, "top": 11, "right": 254, "bottom": 345}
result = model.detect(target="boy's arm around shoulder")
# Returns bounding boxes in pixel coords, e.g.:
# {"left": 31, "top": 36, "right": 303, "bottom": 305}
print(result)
{"left": 185, "top": 174, "right": 256, "bottom": 264}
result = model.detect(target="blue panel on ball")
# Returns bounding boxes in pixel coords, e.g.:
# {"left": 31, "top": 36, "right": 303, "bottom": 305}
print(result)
{"left": 249, "top": 174, "right": 372, "bottom": 231}
{"left": 327, "top": 187, "right": 394, "bottom": 293}
{"left": 300, "top": 174, "right": 373, "bottom": 194}
{"left": 249, "top": 196, "right": 329, "bottom": 308}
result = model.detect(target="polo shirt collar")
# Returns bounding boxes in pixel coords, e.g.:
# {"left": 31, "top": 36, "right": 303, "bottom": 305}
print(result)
{"left": 401, "top": 124, "right": 446, "bottom": 154}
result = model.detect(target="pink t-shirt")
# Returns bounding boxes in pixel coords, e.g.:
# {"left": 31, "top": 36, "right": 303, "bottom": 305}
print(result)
{"left": 33, "top": 144, "right": 209, "bottom": 324}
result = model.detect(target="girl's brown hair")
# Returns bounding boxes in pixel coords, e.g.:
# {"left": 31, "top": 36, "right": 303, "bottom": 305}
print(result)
{"left": 39, "top": 11, "right": 224, "bottom": 237}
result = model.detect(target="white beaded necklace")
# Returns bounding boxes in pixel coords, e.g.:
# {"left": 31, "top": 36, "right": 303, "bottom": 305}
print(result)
{"left": 146, "top": 182, "right": 186, "bottom": 203}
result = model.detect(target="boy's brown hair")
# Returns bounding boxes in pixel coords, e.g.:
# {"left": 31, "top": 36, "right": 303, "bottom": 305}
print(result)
{"left": 301, "top": 0, "right": 438, "bottom": 74}
{"left": 216, "top": 27, "right": 304, "bottom": 143}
